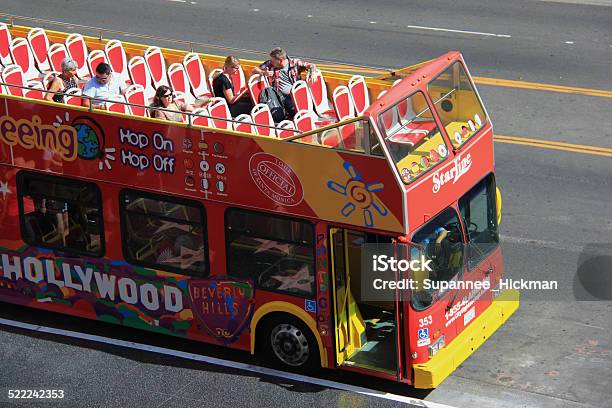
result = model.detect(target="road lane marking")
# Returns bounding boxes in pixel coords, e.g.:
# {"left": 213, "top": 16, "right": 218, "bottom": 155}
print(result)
{"left": 405, "top": 25, "right": 511, "bottom": 38}
{"left": 0, "top": 317, "right": 455, "bottom": 408}
{"left": 572, "top": 321, "right": 607, "bottom": 331}
{"left": 473, "top": 77, "right": 612, "bottom": 98}
{"left": 494, "top": 135, "right": 612, "bottom": 157}
{"left": 538, "top": 0, "right": 612, "bottom": 6}
{"left": 495, "top": 135, "right": 612, "bottom": 153}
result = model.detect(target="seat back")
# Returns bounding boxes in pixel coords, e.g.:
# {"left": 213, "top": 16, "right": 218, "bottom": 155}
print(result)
{"left": 27, "top": 27, "right": 51, "bottom": 72}
{"left": 293, "top": 109, "right": 316, "bottom": 133}
{"left": 290, "top": 80, "right": 313, "bottom": 114}
{"left": 332, "top": 85, "right": 355, "bottom": 120}
{"left": 124, "top": 84, "right": 148, "bottom": 117}
{"left": 192, "top": 107, "right": 213, "bottom": 127}
{"left": 9, "top": 37, "right": 40, "bottom": 80}
{"left": 332, "top": 86, "right": 357, "bottom": 149}
{"left": 229, "top": 64, "right": 247, "bottom": 93}
{"left": 250, "top": 103, "right": 275, "bottom": 137}
{"left": 348, "top": 75, "right": 370, "bottom": 115}
{"left": 170, "top": 91, "right": 189, "bottom": 122}
{"left": 144, "top": 46, "right": 169, "bottom": 88}
{"left": 104, "top": 39, "right": 130, "bottom": 85}
{"left": 87, "top": 49, "right": 108, "bottom": 78}
{"left": 233, "top": 114, "right": 256, "bottom": 134}
{"left": 247, "top": 74, "right": 268, "bottom": 105}
{"left": 65, "top": 33, "right": 90, "bottom": 79}
{"left": 106, "top": 94, "right": 132, "bottom": 115}
{"left": 172, "top": 90, "right": 187, "bottom": 106}
{"left": 207, "top": 97, "right": 232, "bottom": 130}
{"left": 380, "top": 104, "right": 400, "bottom": 135}
{"left": 320, "top": 129, "right": 342, "bottom": 148}
{"left": 64, "top": 87, "right": 83, "bottom": 106}
{"left": 306, "top": 69, "right": 334, "bottom": 117}
{"left": 397, "top": 98, "right": 414, "bottom": 123}
{"left": 208, "top": 68, "right": 223, "bottom": 94}
{"left": 48, "top": 43, "right": 69, "bottom": 73}
{"left": 128, "top": 56, "right": 156, "bottom": 102}
{"left": 389, "top": 80, "right": 412, "bottom": 122}
{"left": 25, "top": 79, "right": 45, "bottom": 100}
{"left": 183, "top": 53, "right": 212, "bottom": 99}
{"left": 1, "top": 64, "right": 26, "bottom": 96}
{"left": 0, "top": 23, "right": 13, "bottom": 66}
{"left": 168, "top": 63, "right": 195, "bottom": 105}
{"left": 276, "top": 120, "right": 298, "bottom": 139}
{"left": 42, "top": 71, "right": 58, "bottom": 90}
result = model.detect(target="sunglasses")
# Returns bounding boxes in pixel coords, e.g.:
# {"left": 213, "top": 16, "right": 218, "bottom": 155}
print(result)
{"left": 161, "top": 93, "right": 173, "bottom": 98}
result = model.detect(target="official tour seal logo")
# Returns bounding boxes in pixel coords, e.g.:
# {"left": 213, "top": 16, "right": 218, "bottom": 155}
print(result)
{"left": 249, "top": 152, "right": 304, "bottom": 206}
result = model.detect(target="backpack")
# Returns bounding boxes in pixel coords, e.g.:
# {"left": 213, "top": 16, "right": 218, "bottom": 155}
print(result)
{"left": 259, "top": 86, "right": 286, "bottom": 123}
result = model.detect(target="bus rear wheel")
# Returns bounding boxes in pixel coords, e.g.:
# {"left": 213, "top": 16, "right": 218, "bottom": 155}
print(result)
{"left": 260, "top": 315, "right": 319, "bottom": 371}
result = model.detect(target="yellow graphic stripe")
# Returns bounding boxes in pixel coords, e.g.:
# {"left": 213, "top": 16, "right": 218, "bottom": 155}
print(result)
{"left": 255, "top": 139, "right": 405, "bottom": 233}
{"left": 494, "top": 135, "right": 612, "bottom": 157}
{"left": 473, "top": 77, "right": 612, "bottom": 98}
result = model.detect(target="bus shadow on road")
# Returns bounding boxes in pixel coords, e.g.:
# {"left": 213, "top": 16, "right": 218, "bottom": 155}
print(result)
{"left": 0, "top": 302, "right": 433, "bottom": 402}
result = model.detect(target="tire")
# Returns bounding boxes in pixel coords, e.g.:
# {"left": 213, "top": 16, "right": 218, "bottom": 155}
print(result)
{"left": 259, "top": 315, "right": 320, "bottom": 372}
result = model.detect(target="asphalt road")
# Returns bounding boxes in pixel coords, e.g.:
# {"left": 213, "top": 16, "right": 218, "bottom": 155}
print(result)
{"left": 0, "top": 1, "right": 611, "bottom": 407}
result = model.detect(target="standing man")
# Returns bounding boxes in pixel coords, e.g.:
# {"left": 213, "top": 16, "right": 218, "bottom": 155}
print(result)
{"left": 82, "top": 62, "right": 127, "bottom": 109}
{"left": 254, "top": 47, "right": 315, "bottom": 119}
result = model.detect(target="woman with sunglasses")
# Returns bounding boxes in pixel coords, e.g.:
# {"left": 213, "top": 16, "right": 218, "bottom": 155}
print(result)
{"left": 212, "top": 55, "right": 253, "bottom": 117}
{"left": 149, "top": 85, "right": 208, "bottom": 122}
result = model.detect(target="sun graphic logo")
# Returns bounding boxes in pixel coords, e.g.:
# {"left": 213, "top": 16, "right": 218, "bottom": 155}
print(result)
{"left": 54, "top": 113, "right": 115, "bottom": 171}
{"left": 327, "top": 161, "right": 388, "bottom": 228}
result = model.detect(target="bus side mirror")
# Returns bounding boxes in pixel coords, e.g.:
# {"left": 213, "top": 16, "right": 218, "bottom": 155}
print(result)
{"left": 496, "top": 186, "right": 502, "bottom": 226}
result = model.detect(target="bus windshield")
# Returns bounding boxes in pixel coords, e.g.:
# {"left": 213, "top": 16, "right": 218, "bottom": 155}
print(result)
{"left": 377, "top": 91, "right": 449, "bottom": 184}
{"left": 427, "top": 61, "right": 487, "bottom": 149}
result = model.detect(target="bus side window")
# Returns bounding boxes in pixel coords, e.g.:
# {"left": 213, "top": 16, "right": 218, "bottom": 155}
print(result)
{"left": 17, "top": 172, "right": 104, "bottom": 256}
{"left": 120, "top": 190, "right": 208, "bottom": 276}
{"left": 225, "top": 209, "right": 315, "bottom": 297}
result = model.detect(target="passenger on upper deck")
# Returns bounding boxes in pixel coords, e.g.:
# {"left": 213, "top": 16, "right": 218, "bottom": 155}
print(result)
{"left": 82, "top": 63, "right": 126, "bottom": 109}
{"left": 149, "top": 85, "right": 208, "bottom": 122}
{"left": 213, "top": 56, "right": 253, "bottom": 117}
{"left": 253, "top": 47, "right": 315, "bottom": 119}
{"left": 44, "top": 58, "right": 79, "bottom": 103}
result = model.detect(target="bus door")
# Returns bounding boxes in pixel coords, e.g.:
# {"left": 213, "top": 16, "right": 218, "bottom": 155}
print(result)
{"left": 330, "top": 228, "right": 400, "bottom": 377}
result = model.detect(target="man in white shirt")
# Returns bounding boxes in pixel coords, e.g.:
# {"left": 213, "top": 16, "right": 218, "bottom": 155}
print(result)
{"left": 82, "top": 62, "right": 126, "bottom": 109}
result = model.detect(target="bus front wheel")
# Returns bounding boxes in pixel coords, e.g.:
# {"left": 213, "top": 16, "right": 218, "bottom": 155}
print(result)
{"left": 259, "top": 315, "right": 319, "bottom": 371}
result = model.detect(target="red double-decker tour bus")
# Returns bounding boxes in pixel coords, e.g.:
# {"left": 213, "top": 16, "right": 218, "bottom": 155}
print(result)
{"left": 0, "top": 20, "right": 518, "bottom": 388}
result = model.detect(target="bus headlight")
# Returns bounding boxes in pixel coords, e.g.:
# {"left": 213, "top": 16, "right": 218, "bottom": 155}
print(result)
{"left": 428, "top": 336, "right": 445, "bottom": 357}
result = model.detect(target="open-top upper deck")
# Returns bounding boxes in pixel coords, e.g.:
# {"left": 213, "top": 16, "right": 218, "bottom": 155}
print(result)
{"left": 0, "top": 18, "right": 494, "bottom": 235}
